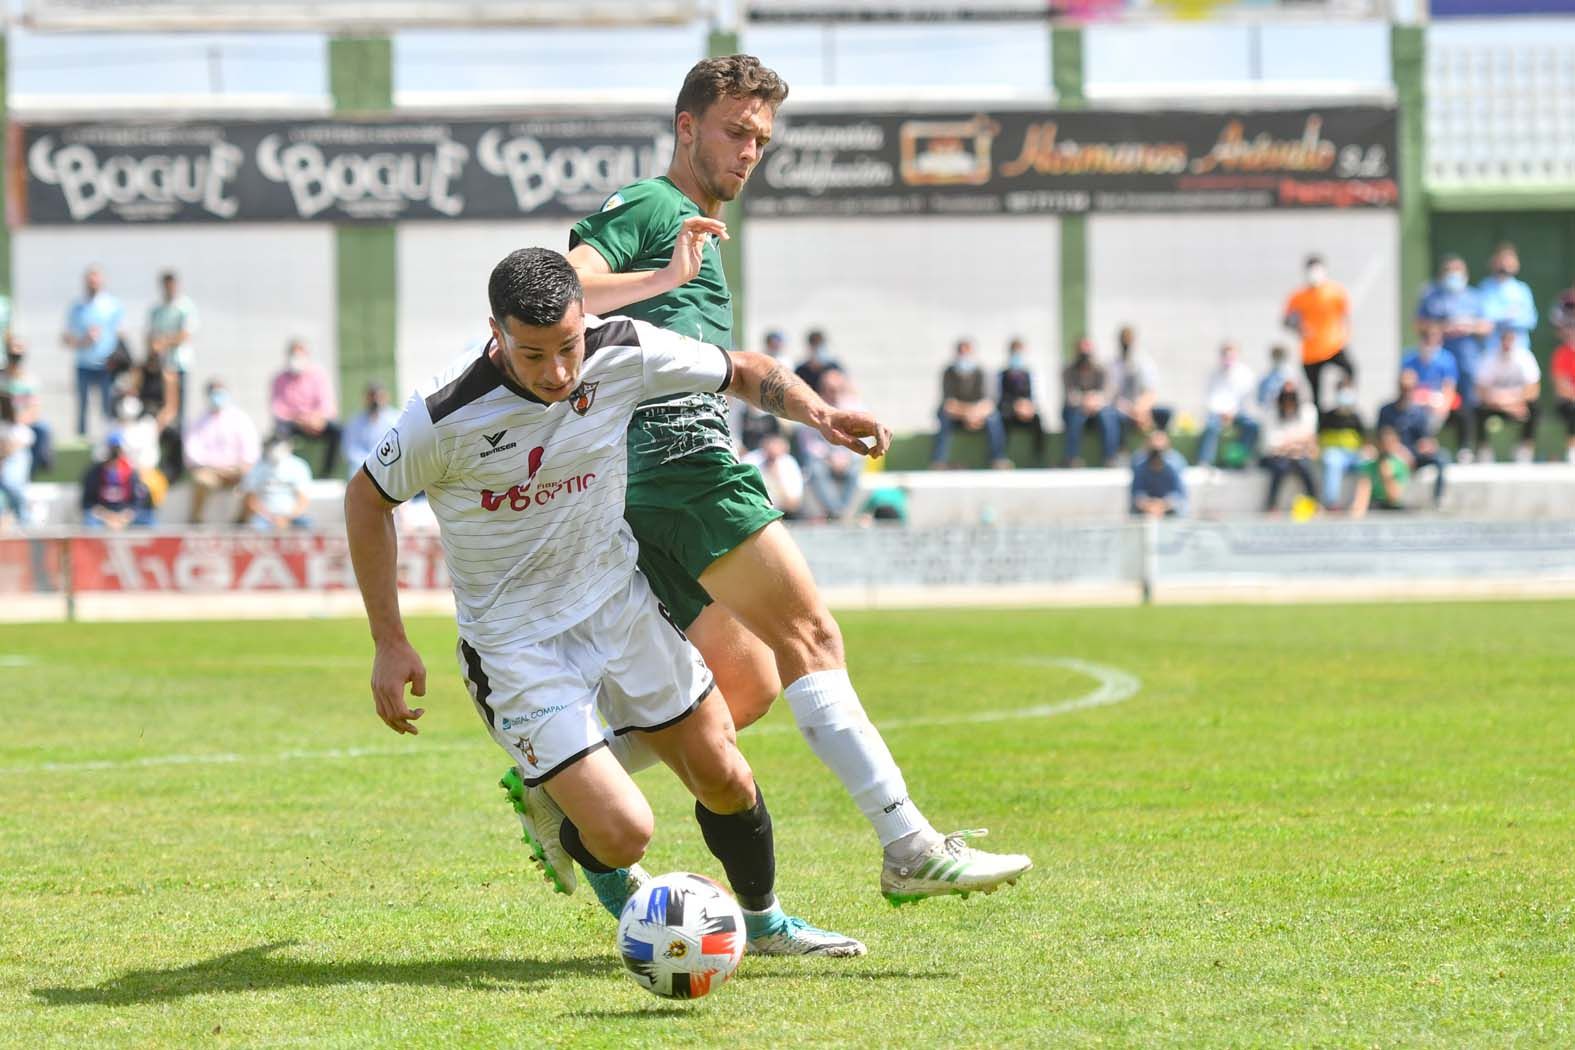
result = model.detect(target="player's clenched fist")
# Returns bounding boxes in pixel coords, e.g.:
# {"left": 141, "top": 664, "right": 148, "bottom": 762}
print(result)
{"left": 663, "top": 216, "right": 729, "bottom": 289}
{"left": 370, "top": 639, "right": 427, "bottom": 735}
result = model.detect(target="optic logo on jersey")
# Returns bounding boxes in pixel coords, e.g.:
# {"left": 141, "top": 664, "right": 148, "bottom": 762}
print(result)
{"left": 480, "top": 428, "right": 517, "bottom": 458}
{"left": 569, "top": 381, "right": 598, "bottom": 416}
{"left": 376, "top": 428, "right": 401, "bottom": 466}
{"left": 478, "top": 446, "right": 597, "bottom": 512}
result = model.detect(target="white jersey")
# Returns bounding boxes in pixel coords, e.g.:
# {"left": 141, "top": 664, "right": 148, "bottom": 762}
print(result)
{"left": 364, "top": 314, "right": 732, "bottom": 649}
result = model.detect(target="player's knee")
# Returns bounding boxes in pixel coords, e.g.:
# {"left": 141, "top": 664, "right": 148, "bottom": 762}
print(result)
{"left": 592, "top": 811, "right": 653, "bottom": 869}
{"left": 781, "top": 609, "right": 843, "bottom": 673}
{"left": 688, "top": 751, "right": 756, "bottom": 814}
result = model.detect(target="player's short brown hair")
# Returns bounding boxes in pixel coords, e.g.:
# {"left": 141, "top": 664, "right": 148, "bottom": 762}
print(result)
{"left": 674, "top": 54, "right": 788, "bottom": 128}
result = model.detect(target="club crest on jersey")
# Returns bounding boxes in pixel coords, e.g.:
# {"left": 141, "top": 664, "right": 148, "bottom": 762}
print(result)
{"left": 569, "top": 381, "right": 598, "bottom": 416}
{"left": 514, "top": 735, "right": 537, "bottom": 767}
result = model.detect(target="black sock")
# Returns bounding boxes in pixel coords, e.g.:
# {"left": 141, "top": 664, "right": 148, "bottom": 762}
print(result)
{"left": 695, "top": 784, "right": 775, "bottom": 912}
{"left": 558, "top": 817, "right": 614, "bottom": 875}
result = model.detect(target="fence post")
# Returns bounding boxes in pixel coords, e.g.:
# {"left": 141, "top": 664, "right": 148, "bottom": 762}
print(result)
{"left": 1139, "top": 518, "right": 1158, "bottom": 605}
{"left": 62, "top": 535, "right": 76, "bottom": 623}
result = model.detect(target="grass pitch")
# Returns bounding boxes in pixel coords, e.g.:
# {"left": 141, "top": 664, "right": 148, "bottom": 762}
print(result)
{"left": 2, "top": 602, "right": 1572, "bottom": 1048}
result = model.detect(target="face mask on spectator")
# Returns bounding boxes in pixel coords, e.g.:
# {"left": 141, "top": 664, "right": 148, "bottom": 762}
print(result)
{"left": 207, "top": 390, "right": 229, "bottom": 410}
{"left": 953, "top": 356, "right": 978, "bottom": 375}
{"left": 117, "top": 396, "right": 142, "bottom": 421}
{"left": 287, "top": 354, "right": 307, "bottom": 374}
{"left": 1007, "top": 352, "right": 1026, "bottom": 371}
{"left": 1336, "top": 389, "right": 1357, "bottom": 409}
{"left": 1306, "top": 264, "right": 1327, "bottom": 286}
{"left": 267, "top": 443, "right": 291, "bottom": 466}
{"left": 1443, "top": 271, "right": 1467, "bottom": 292}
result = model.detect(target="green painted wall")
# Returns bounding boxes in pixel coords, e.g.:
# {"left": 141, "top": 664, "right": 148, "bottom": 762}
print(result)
{"left": 329, "top": 36, "right": 396, "bottom": 402}
{"left": 1391, "top": 25, "right": 1428, "bottom": 350}
{"left": 1052, "top": 27, "right": 1086, "bottom": 361}
{"left": 708, "top": 30, "right": 748, "bottom": 348}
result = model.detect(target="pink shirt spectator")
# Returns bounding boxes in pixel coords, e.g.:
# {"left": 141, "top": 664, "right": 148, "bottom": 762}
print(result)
{"left": 184, "top": 405, "right": 261, "bottom": 471}
{"left": 271, "top": 363, "right": 338, "bottom": 425}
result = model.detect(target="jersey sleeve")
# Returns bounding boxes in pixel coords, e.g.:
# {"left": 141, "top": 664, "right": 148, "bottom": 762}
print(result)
{"left": 630, "top": 318, "right": 733, "bottom": 401}
{"left": 361, "top": 390, "right": 446, "bottom": 505}
{"left": 569, "top": 184, "right": 674, "bottom": 273}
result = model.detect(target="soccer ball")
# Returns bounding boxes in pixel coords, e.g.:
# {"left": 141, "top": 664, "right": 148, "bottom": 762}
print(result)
{"left": 616, "top": 871, "right": 745, "bottom": 1000}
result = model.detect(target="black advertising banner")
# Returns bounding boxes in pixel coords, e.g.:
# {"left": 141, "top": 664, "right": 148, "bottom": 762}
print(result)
{"left": 11, "top": 106, "right": 1397, "bottom": 226}
{"left": 14, "top": 114, "right": 675, "bottom": 225}
{"left": 747, "top": 106, "right": 1398, "bottom": 217}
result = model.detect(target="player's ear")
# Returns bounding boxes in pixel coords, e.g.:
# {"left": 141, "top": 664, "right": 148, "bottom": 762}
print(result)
{"left": 675, "top": 110, "right": 696, "bottom": 145}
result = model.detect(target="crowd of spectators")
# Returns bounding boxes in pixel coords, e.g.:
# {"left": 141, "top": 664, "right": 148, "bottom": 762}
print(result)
{"left": 0, "top": 263, "right": 378, "bottom": 533}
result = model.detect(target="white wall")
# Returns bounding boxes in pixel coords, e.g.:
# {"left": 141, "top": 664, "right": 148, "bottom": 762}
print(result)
{"left": 1087, "top": 211, "right": 1401, "bottom": 426}
{"left": 13, "top": 225, "right": 336, "bottom": 443}
{"left": 747, "top": 216, "right": 1062, "bottom": 434}
{"left": 396, "top": 220, "right": 571, "bottom": 395}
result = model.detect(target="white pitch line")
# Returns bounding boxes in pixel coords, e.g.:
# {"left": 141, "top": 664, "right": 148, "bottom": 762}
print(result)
{"left": 0, "top": 658, "right": 1138, "bottom": 776}
{"left": 0, "top": 655, "right": 34, "bottom": 668}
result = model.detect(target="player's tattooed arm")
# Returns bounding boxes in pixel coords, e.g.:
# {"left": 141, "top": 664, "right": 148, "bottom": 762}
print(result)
{"left": 726, "top": 350, "right": 893, "bottom": 458}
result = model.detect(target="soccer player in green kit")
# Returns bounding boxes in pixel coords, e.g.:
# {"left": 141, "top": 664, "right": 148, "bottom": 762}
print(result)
{"left": 500, "top": 55, "right": 1031, "bottom": 946}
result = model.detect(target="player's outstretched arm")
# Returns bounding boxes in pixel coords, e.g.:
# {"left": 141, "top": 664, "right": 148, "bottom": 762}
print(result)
{"left": 567, "top": 216, "right": 728, "bottom": 316}
{"left": 726, "top": 351, "right": 892, "bottom": 459}
{"left": 344, "top": 470, "right": 427, "bottom": 735}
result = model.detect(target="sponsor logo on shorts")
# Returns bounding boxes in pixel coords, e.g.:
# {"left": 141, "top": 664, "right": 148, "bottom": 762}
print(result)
{"left": 499, "top": 705, "right": 568, "bottom": 730}
{"left": 569, "top": 381, "right": 598, "bottom": 416}
{"left": 376, "top": 428, "right": 401, "bottom": 465}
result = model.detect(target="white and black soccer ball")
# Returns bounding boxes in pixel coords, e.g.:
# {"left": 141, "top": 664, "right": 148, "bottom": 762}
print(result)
{"left": 616, "top": 871, "right": 745, "bottom": 1000}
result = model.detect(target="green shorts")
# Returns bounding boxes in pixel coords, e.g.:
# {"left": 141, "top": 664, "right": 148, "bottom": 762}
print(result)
{"left": 624, "top": 449, "right": 782, "bottom": 630}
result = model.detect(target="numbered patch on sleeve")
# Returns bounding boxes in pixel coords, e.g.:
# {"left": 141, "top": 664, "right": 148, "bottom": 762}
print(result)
{"left": 376, "top": 428, "right": 402, "bottom": 466}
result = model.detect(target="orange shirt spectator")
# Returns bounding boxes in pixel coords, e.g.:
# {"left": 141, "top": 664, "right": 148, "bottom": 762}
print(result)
{"left": 1283, "top": 254, "right": 1355, "bottom": 411}
{"left": 1552, "top": 336, "right": 1575, "bottom": 463}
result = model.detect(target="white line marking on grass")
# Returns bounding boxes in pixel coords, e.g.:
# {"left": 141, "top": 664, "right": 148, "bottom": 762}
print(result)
{"left": 0, "top": 658, "right": 1138, "bottom": 776}
{"left": 0, "top": 655, "right": 34, "bottom": 667}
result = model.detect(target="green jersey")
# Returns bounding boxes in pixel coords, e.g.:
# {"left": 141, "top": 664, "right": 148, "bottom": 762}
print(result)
{"left": 570, "top": 176, "right": 734, "bottom": 475}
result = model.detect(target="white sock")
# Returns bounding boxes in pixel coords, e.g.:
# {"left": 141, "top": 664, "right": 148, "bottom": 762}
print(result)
{"left": 783, "top": 669, "right": 937, "bottom": 850}
{"left": 603, "top": 728, "right": 661, "bottom": 775}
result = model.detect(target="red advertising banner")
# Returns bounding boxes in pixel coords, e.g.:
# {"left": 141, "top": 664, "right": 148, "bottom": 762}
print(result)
{"left": 63, "top": 532, "right": 448, "bottom": 593}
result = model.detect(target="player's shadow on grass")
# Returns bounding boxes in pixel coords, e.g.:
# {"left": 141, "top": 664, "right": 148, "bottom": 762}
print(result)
{"left": 33, "top": 941, "right": 612, "bottom": 1007}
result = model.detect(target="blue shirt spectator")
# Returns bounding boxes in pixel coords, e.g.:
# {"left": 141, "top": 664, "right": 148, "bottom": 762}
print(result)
{"left": 1256, "top": 345, "right": 1297, "bottom": 409}
{"left": 1399, "top": 321, "right": 1460, "bottom": 433}
{"left": 1477, "top": 243, "right": 1538, "bottom": 353}
{"left": 62, "top": 265, "right": 124, "bottom": 436}
{"left": 1377, "top": 387, "right": 1433, "bottom": 451}
{"left": 64, "top": 269, "right": 124, "bottom": 370}
{"left": 1416, "top": 254, "right": 1490, "bottom": 394}
{"left": 1130, "top": 430, "right": 1188, "bottom": 518}
{"left": 340, "top": 381, "right": 401, "bottom": 480}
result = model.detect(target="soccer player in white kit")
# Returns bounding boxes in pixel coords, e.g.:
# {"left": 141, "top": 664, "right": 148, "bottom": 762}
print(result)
{"left": 345, "top": 248, "right": 878, "bottom": 956}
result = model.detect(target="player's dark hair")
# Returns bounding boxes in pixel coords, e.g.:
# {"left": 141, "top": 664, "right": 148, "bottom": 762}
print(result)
{"left": 488, "top": 248, "right": 584, "bottom": 327}
{"left": 674, "top": 54, "right": 788, "bottom": 128}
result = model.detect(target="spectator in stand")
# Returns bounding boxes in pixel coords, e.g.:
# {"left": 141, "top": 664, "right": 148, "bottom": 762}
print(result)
{"left": 997, "top": 336, "right": 1046, "bottom": 466}
{"left": 731, "top": 329, "right": 787, "bottom": 454}
{"left": 1477, "top": 243, "right": 1538, "bottom": 356}
{"left": 1379, "top": 369, "right": 1449, "bottom": 509}
{"left": 1129, "top": 428, "right": 1188, "bottom": 519}
{"left": 1261, "top": 381, "right": 1319, "bottom": 512}
{"left": 2, "top": 341, "right": 52, "bottom": 477}
{"left": 62, "top": 264, "right": 125, "bottom": 436}
{"left": 146, "top": 269, "right": 199, "bottom": 423}
{"left": 1399, "top": 320, "right": 1460, "bottom": 441}
{"left": 1198, "top": 341, "right": 1260, "bottom": 468}
{"left": 1256, "top": 344, "right": 1298, "bottom": 410}
{"left": 1417, "top": 254, "right": 1491, "bottom": 453}
{"left": 1317, "top": 378, "right": 1366, "bottom": 509}
{"left": 742, "top": 433, "right": 804, "bottom": 520}
{"left": 1061, "top": 336, "right": 1120, "bottom": 467}
{"left": 80, "top": 433, "right": 154, "bottom": 529}
{"left": 184, "top": 379, "right": 260, "bottom": 524}
{"left": 932, "top": 338, "right": 1008, "bottom": 469}
{"left": 109, "top": 394, "right": 169, "bottom": 508}
{"left": 129, "top": 340, "right": 183, "bottom": 481}
{"left": 340, "top": 381, "right": 401, "bottom": 480}
{"left": 1109, "top": 325, "right": 1169, "bottom": 438}
{"left": 1472, "top": 324, "right": 1542, "bottom": 463}
{"left": 797, "top": 368, "right": 864, "bottom": 521}
{"left": 270, "top": 339, "right": 342, "bottom": 477}
{"left": 241, "top": 434, "right": 314, "bottom": 531}
{"left": 0, "top": 397, "right": 33, "bottom": 529}
{"left": 794, "top": 328, "right": 841, "bottom": 395}
{"left": 1552, "top": 320, "right": 1575, "bottom": 464}
{"left": 1551, "top": 284, "right": 1575, "bottom": 331}
{"left": 1282, "top": 254, "right": 1353, "bottom": 411}
{"left": 1348, "top": 426, "right": 1413, "bottom": 519}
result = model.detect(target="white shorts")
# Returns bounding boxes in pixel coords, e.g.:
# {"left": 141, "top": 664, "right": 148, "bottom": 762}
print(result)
{"left": 455, "top": 569, "right": 714, "bottom": 786}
